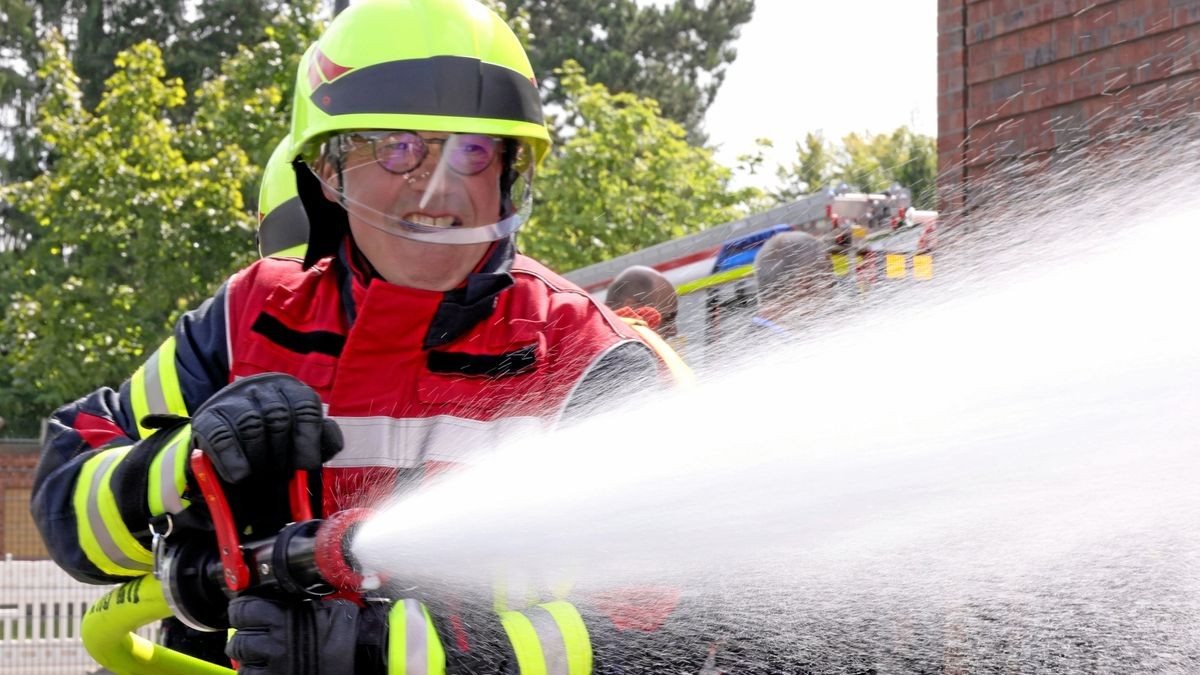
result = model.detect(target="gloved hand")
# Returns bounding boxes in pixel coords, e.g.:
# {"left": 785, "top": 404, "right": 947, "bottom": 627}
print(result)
{"left": 226, "top": 596, "right": 371, "bottom": 675}
{"left": 191, "top": 373, "right": 343, "bottom": 485}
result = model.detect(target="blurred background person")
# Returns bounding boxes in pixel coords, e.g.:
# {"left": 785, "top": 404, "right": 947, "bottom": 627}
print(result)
{"left": 750, "top": 231, "right": 832, "bottom": 340}
{"left": 606, "top": 265, "right": 680, "bottom": 339}
{"left": 606, "top": 265, "right": 695, "bottom": 385}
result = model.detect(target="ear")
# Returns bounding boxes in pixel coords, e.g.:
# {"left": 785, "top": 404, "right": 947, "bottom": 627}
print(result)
{"left": 312, "top": 156, "right": 341, "bottom": 203}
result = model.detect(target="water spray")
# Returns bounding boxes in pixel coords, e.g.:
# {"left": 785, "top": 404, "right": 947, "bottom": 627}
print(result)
{"left": 343, "top": 126, "right": 1200, "bottom": 671}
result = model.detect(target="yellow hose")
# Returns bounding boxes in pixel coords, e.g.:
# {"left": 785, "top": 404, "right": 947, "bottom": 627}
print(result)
{"left": 81, "top": 575, "right": 235, "bottom": 675}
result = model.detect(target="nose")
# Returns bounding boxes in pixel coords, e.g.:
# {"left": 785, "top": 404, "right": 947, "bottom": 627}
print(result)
{"left": 406, "top": 145, "right": 463, "bottom": 197}
{"left": 405, "top": 168, "right": 434, "bottom": 185}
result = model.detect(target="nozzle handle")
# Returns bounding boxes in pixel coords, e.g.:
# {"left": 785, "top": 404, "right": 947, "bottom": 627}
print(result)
{"left": 190, "top": 449, "right": 251, "bottom": 592}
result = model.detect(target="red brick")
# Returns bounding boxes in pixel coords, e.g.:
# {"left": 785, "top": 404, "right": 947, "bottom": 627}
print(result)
{"left": 996, "top": 31, "right": 1021, "bottom": 55}
{"left": 940, "top": 0, "right": 1200, "bottom": 207}
{"left": 939, "top": 6, "right": 966, "bottom": 30}
{"left": 1176, "top": 4, "right": 1200, "bottom": 28}
{"left": 968, "top": 59, "right": 995, "bottom": 84}
{"left": 939, "top": 92, "right": 966, "bottom": 115}
{"left": 997, "top": 53, "right": 1026, "bottom": 78}
{"left": 967, "top": 1, "right": 991, "bottom": 25}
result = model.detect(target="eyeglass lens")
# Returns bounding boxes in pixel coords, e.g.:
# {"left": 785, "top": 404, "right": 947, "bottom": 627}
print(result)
{"left": 370, "top": 131, "right": 498, "bottom": 176}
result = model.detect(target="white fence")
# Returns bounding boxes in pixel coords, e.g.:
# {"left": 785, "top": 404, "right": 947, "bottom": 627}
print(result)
{"left": 0, "top": 556, "right": 157, "bottom": 675}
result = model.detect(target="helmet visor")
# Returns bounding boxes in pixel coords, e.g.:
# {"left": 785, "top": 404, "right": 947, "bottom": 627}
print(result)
{"left": 315, "top": 130, "right": 535, "bottom": 245}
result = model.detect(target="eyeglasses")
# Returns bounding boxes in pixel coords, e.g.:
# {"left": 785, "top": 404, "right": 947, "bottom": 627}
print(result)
{"left": 337, "top": 131, "right": 500, "bottom": 176}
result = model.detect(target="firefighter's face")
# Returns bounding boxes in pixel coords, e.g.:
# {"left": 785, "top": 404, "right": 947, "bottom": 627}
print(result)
{"left": 318, "top": 131, "right": 502, "bottom": 290}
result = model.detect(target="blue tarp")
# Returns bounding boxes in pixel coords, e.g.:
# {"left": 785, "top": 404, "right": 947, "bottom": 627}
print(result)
{"left": 712, "top": 224, "right": 793, "bottom": 273}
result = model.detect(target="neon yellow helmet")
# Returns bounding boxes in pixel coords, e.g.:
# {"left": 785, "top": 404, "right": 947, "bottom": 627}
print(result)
{"left": 289, "top": 0, "right": 550, "bottom": 257}
{"left": 257, "top": 134, "right": 309, "bottom": 258}
{"left": 289, "top": 0, "right": 549, "bottom": 164}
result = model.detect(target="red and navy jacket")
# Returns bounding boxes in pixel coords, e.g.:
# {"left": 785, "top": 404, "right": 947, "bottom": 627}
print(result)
{"left": 32, "top": 238, "right": 657, "bottom": 583}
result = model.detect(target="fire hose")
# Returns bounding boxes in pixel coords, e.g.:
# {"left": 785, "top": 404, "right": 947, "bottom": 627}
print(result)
{"left": 81, "top": 450, "right": 374, "bottom": 675}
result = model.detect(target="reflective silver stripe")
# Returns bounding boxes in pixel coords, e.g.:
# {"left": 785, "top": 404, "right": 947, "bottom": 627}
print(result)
{"left": 87, "top": 452, "right": 151, "bottom": 573}
{"left": 527, "top": 605, "right": 569, "bottom": 675}
{"left": 326, "top": 415, "right": 544, "bottom": 468}
{"left": 404, "top": 599, "right": 427, "bottom": 675}
{"left": 142, "top": 347, "right": 169, "bottom": 416}
{"left": 158, "top": 430, "right": 189, "bottom": 514}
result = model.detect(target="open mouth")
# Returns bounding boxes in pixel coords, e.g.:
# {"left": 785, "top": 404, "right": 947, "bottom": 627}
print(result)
{"left": 404, "top": 213, "right": 463, "bottom": 228}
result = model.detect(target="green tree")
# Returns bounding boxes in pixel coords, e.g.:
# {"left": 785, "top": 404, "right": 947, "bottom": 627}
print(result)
{"left": 838, "top": 127, "right": 937, "bottom": 208}
{"left": 889, "top": 128, "right": 937, "bottom": 209}
{"left": 771, "top": 126, "right": 938, "bottom": 209}
{"left": 504, "top": 0, "right": 754, "bottom": 140}
{"left": 73, "top": 0, "right": 188, "bottom": 108}
{"left": 1, "top": 0, "right": 52, "bottom": 257}
{"left": 0, "top": 0, "right": 305, "bottom": 166}
{"left": 773, "top": 131, "right": 833, "bottom": 202}
{"left": 182, "top": 1, "right": 323, "bottom": 207}
{"left": 522, "top": 60, "right": 754, "bottom": 271}
{"left": 0, "top": 0, "right": 319, "bottom": 262}
{"left": 0, "top": 36, "right": 257, "bottom": 433}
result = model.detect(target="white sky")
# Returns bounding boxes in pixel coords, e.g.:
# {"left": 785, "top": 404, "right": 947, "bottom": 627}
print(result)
{"left": 700, "top": 0, "right": 938, "bottom": 186}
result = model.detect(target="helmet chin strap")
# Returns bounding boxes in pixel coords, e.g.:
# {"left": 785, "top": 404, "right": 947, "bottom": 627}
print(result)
{"left": 335, "top": 153, "right": 348, "bottom": 208}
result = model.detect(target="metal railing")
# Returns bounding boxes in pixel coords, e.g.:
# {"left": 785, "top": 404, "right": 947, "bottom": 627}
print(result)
{"left": 0, "top": 556, "right": 156, "bottom": 674}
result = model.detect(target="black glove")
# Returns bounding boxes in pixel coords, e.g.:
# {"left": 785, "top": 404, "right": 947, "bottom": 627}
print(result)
{"left": 226, "top": 596, "right": 371, "bottom": 675}
{"left": 191, "top": 373, "right": 343, "bottom": 485}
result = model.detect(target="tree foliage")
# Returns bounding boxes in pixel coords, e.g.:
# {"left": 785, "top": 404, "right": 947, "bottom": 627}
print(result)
{"left": 772, "top": 132, "right": 834, "bottom": 202}
{"left": 772, "top": 127, "right": 938, "bottom": 208}
{"left": 0, "top": 24, "right": 318, "bottom": 433}
{"left": 0, "top": 1, "right": 306, "bottom": 192}
{"left": 182, "top": 3, "right": 323, "bottom": 205}
{"left": 504, "top": 0, "right": 754, "bottom": 140}
{"left": 522, "top": 60, "right": 753, "bottom": 271}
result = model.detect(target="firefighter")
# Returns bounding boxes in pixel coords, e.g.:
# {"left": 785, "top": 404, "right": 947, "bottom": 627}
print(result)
{"left": 750, "top": 230, "right": 832, "bottom": 339}
{"left": 256, "top": 134, "right": 309, "bottom": 259}
{"left": 30, "top": 0, "right": 667, "bottom": 671}
{"left": 604, "top": 266, "right": 694, "bottom": 385}
{"left": 605, "top": 266, "right": 679, "bottom": 339}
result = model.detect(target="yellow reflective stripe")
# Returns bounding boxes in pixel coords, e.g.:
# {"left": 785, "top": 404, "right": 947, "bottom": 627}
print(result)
{"left": 130, "top": 338, "right": 188, "bottom": 439}
{"left": 538, "top": 602, "right": 591, "bottom": 675}
{"left": 885, "top": 254, "right": 907, "bottom": 278}
{"left": 147, "top": 426, "right": 192, "bottom": 516}
{"left": 157, "top": 337, "right": 187, "bottom": 418}
{"left": 388, "top": 600, "right": 445, "bottom": 675}
{"left": 73, "top": 448, "right": 153, "bottom": 576}
{"left": 500, "top": 602, "right": 592, "bottom": 675}
{"left": 499, "top": 610, "right": 547, "bottom": 675}
{"left": 421, "top": 603, "right": 446, "bottom": 675}
{"left": 627, "top": 324, "right": 696, "bottom": 387}
{"left": 130, "top": 369, "right": 151, "bottom": 440}
{"left": 274, "top": 243, "right": 307, "bottom": 258}
{"left": 676, "top": 265, "right": 754, "bottom": 296}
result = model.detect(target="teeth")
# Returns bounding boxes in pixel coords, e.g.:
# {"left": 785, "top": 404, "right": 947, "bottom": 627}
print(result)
{"left": 406, "top": 214, "right": 456, "bottom": 228}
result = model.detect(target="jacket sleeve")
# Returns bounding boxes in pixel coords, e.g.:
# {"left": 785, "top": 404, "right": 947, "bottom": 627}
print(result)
{"left": 560, "top": 340, "right": 660, "bottom": 423}
{"left": 30, "top": 282, "right": 233, "bottom": 584}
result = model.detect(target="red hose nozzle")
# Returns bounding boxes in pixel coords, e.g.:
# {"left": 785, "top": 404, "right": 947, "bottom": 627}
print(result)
{"left": 314, "top": 507, "right": 376, "bottom": 592}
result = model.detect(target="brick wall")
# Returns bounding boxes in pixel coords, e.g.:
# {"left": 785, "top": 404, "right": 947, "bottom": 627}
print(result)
{"left": 0, "top": 441, "right": 46, "bottom": 559}
{"left": 938, "top": 0, "right": 1200, "bottom": 214}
